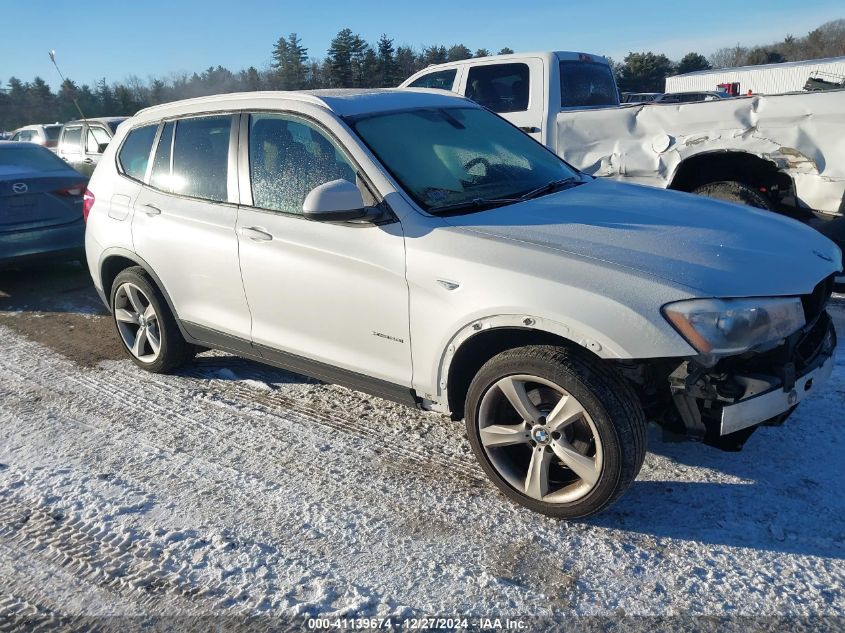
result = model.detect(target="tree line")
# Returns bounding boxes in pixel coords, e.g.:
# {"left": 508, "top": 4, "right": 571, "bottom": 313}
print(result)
{"left": 613, "top": 19, "right": 845, "bottom": 92}
{"left": 1, "top": 19, "right": 842, "bottom": 129}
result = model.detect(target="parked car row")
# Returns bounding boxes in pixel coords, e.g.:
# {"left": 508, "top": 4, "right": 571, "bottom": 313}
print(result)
{"left": 622, "top": 91, "right": 730, "bottom": 103}
{"left": 4, "top": 118, "right": 126, "bottom": 175}
{"left": 6, "top": 123, "right": 63, "bottom": 151}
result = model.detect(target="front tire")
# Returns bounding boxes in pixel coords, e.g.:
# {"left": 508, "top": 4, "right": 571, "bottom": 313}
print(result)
{"left": 465, "top": 345, "right": 646, "bottom": 518}
{"left": 110, "top": 267, "right": 194, "bottom": 373}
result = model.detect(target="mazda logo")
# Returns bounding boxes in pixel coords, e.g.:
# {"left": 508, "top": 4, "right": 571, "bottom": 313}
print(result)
{"left": 12, "top": 182, "right": 28, "bottom": 194}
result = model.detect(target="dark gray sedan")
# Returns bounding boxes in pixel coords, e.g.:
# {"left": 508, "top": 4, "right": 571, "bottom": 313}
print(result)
{"left": 0, "top": 142, "right": 88, "bottom": 265}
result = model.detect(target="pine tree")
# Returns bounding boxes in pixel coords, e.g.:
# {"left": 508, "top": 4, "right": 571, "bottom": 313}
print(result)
{"left": 421, "top": 45, "right": 448, "bottom": 66}
{"left": 376, "top": 34, "right": 398, "bottom": 87}
{"left": 360, "top": 48, "right": 379, "bottom": 87}
{"left": 327, "top": 28, "right": 356, "bottom": 87}
{"left": 395, "top": 46, "right": 419, "bottom": 82}
{"left": 447, "top": 44, "right": 472, "bottom": 62}
{"left": 273, "top": 32, "right": 308, "bottom": 89}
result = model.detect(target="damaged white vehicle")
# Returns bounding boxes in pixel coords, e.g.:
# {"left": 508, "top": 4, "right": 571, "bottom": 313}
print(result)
{"left": 85, "top": 89, "right": 840, "bottom": 518}
{"left": 402, "top": 51, "right": 845, "bottom": 218}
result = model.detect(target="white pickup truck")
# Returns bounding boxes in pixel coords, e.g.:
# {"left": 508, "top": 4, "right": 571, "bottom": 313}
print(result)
{"left": 401, "top": 51, "right": 845, "bottom": 219}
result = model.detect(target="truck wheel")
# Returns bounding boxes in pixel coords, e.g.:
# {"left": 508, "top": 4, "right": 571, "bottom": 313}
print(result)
{"left": 110, "top": 267, "right": 194, "bottom": 373}
{"left": 693, "top": 181, "right": 774, "bottom": 210}
{"left": 465, "top": 345, "right": 646, "bottom": 518}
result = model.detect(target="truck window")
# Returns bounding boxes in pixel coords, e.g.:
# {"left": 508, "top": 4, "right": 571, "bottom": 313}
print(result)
{"left": 559, "top": 61, "right": 619, "bottom": 107}
{"left": 408, "top": 69, "right": 457, "bottom": 91}
{"left": 465, "top": 63, "right": 530, "bottom": 113}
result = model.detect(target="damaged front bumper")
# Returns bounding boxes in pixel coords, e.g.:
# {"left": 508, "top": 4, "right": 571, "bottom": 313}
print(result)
{"left": 720, "top": 341, "right": 835, "bottom": 435}
{"left": 669, "top": 308, "right": 837, "bottom": 448}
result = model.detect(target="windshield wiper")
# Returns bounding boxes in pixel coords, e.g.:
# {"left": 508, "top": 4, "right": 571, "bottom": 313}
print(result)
{"left": 427, "top": 177, "right": 583, "bottom": 215}
{"left": 427, "top": 196, "right": 524, "bottom": 215}
{"left": 515, "top": 176, "right": 583, "bottom": 201}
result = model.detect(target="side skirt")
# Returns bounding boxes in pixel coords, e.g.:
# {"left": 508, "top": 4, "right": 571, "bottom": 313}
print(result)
{"left": 179, "top": 321, "right": 421, "bottom": 409}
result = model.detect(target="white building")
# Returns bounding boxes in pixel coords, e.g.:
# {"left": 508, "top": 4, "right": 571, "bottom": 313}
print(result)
{"left": 665, "top": 56, "right": 845, "bottom": 95}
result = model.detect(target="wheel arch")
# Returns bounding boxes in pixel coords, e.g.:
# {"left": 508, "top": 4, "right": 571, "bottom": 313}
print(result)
{"left": 439, "top": 316, "right": 622, "bottom": 420}
{"left": 98, "top": 248, "right": 182, "bottom": 328}
{"left": 668, "top": 149, "right": 793, "bottom": 198}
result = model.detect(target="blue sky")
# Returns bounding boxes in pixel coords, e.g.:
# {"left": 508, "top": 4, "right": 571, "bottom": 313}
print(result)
{"left": 2, "top": 0, "right": 842, "bottom": 88}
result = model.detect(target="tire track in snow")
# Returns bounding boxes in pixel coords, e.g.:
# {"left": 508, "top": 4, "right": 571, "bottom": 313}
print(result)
{"left": 0, "top": 327, "right": 484, "bottom": 485}
{"left": 0, "top": 328, "right": 490, "bottom": 617}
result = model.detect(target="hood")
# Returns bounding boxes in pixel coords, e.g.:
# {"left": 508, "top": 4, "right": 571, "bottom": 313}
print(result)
{"left": 442, "top": 178, "right": 841, "bottom": 297}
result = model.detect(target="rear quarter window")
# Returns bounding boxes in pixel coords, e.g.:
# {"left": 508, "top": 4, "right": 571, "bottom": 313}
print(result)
{"left": 408, "top": 69, "right": 457, "bottom": 91}
{"left": 559, "top": 61, "right": 619, "bottom": 107}
{"left": 117, "top": 124, "right": 159, "bottom": 182}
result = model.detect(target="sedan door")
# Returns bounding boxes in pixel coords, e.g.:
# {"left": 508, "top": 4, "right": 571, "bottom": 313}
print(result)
{"left": 235, "top": 112, "right": 412, "bottom": 391}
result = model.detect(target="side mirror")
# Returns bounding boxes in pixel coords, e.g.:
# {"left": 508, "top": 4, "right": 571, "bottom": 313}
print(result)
{"left": 302, "top": 179, "right": 374, "bottom": 223}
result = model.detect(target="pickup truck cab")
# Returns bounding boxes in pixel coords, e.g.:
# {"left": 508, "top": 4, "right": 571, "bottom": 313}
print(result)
{"left": 404, "top": 52, "right": 618, "bottom": 147}
{"left": 402, "top": 52, "right": 845, "bottom": 220}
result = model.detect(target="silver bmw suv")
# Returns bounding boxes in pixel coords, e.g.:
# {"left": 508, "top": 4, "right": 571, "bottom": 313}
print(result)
{"left": 85, "top": 89, "right": 840, "bottom": 518}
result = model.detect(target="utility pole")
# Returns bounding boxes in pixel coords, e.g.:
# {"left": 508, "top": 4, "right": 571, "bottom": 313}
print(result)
{"left": 48, "top": 50, "right": 86, "bottom": 121}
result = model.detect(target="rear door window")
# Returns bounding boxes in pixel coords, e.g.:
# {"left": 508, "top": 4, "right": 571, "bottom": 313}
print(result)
{"left": 61, "top": 126, "right": 83, "bottom": 152}
{"left": 117, "top": 124, "right": 158, "bottom": 182}
{"left": 408, "top": 69, "right": 458, "bottom": 91}
{"left": 171, "top": 116, "right": 231, "bottom": 202}
{"left": 465, "top": 63, "right": 530, "bottom": 113}
{"left": 559, "top": 61, "right": 619, "bottom": 107}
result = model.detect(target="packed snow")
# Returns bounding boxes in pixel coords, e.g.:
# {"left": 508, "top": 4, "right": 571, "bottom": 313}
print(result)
{"left": 0, "top": 292, "right": 843, "bottom": 629}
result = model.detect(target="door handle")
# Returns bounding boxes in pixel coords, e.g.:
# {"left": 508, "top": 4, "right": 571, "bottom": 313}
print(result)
{"left": 83, "top": 157, "right": 94, "bottom": 164}
{"left": 240, "top": 226, "right": 273, "bottom": 241}
{"left": 141, "top": 203, "right": 161, "bottom": 216}
{"left": 519, "top": 126, "right": 540, "bottom": 133}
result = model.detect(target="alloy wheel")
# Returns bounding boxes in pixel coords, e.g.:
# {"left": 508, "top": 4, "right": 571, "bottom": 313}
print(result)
{"left": 477, "top": 374, "right": 603, "bottom": 504}
{"left": 113, "top": 282, "right": 161, "bottom": 364}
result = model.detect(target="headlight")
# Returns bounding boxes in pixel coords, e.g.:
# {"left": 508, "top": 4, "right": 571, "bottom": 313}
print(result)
{"left": 663, "top": 297, "right": 805, "bottom": 356}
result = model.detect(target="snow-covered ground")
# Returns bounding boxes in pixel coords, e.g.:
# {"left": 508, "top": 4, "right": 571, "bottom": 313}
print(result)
{"left": 1, "top": 271, "right": 844, "bottom": 628}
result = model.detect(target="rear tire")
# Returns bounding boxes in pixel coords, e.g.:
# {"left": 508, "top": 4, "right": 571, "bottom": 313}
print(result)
{"left": 693, "top": 181, "right": 774, "bottom": 210}
{"left": 110, "top": 267, "right": 194, "bottom": 373}
{"left": 464, "top": 345, "right": 646, "bottom": 519}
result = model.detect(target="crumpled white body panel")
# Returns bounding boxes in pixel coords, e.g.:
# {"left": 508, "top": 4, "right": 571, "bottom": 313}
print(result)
{"left": 556, "top": 90, "right": 845, "bottom": 215}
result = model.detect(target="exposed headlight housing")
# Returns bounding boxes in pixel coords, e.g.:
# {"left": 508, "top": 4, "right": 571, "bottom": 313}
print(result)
{"left": 663, "top": 297, "right": 805, "bottom": 356}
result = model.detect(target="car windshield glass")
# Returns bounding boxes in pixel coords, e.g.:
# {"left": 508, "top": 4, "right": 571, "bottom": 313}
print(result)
{"left": 559, "top": 61, "right": 619, "bottom": 107}
{"left": 44, "top": 126, "right": 62, "bottom": 141}
{"left": 350, "top": 107, "right": 578, "bottom": 212}
{"left": 0, "top": 146, "right": 69, "bottom": 170}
